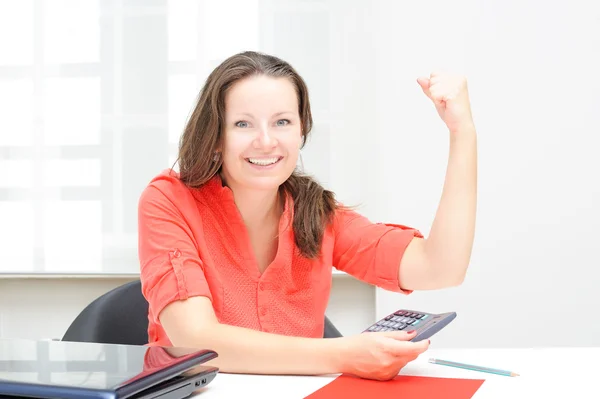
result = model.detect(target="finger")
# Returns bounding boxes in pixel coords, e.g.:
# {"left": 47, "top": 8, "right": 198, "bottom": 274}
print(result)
{"left": 410, "top": 338, "right": 431, "bottom": 353}
{"left": 379, "top": 329, "right": 418, "bottom": 341}
{"left": 386, "top": 337, "right": 430, "bottom": 356}
{"left": 416, "top": 77, "right": 431, "bottom": 98}
{"left": 428, "top": 87, "right": 446, "bottom": 107}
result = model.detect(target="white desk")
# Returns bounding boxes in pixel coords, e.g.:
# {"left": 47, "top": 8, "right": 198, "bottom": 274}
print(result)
{"left": 192, "top": 347, "right": 599, "bottom": 398}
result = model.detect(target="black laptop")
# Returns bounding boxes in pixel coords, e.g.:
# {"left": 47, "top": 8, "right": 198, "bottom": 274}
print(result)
{"left": 0, "top": 338, "right": 218, "bottom": 399}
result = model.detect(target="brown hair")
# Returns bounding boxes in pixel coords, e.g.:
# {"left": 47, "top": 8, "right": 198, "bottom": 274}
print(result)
{"left": 175, "top": 51, "right": 338, "bottom": 259}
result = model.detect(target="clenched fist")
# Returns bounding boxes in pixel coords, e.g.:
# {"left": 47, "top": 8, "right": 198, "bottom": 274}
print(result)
{"left": 417, "top": 72, "right": 475, "bottom": 135}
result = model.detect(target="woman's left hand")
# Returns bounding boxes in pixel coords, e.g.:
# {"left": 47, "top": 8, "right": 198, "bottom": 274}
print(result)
{"left": 417, "top": 72, "right": 475, "bottom": 135}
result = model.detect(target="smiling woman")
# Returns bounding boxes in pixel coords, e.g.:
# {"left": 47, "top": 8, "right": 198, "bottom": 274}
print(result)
{"left": 137, "top": 50, "right": 477, "bottom": 380}
{"left": 174, "top": 52, "right": 336, "bottom": 260}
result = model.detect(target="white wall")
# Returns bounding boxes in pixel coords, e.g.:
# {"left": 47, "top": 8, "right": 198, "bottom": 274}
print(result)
{"left": 368, "top": 0, "right": 600, "bottom": 348}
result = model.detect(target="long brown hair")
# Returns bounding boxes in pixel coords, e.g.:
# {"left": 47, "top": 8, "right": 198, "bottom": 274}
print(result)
{"left": 175, "top": 51, "right": 338, "bottom": 259}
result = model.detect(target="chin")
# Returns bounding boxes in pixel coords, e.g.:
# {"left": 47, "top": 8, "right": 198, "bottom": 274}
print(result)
{"left": 243, "top": 174, "right": 290, "bottom": 191}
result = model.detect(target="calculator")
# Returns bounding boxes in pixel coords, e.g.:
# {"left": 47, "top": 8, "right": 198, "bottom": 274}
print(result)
{"left": 363, "top": 309, "right": 457, "bottom": 342}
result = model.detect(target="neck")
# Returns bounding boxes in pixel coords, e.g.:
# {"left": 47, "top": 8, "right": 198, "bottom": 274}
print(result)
{"left": 226, "top": 182, "right": 282, "bottom": 230}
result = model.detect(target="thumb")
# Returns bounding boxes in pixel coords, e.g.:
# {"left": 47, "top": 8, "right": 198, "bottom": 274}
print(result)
{"left": 379, "top": 329, "right": 418, "bottom": 341}
{"left": 417, "top": 77, "right": 431, "bottom": 98}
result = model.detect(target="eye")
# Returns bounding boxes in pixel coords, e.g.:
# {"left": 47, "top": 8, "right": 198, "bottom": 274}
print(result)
{"left": 235, "top": 121, "right": 249, "bottom": 128}
{"left": 276, "top": 119, "right": 290, "bottom": 127}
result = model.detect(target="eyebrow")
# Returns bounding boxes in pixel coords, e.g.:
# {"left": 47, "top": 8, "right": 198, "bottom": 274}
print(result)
{"left": 234, "top": 111, "right": 295, "bottom": 119}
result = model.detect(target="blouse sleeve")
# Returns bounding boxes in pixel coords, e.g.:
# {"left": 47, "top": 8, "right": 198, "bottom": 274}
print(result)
{"left": 138, "top": 185, "right": 213, "bottom": 324}
{"left": 332, "top": 207, "right": 424, "bottom": 294}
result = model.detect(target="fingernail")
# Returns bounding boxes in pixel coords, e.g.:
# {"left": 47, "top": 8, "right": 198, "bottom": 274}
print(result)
{"left": 428, "top": 339, "right": 431, "bottom": 344}
{"left": 406, "top": 330, "right": 416, "bottom": 334}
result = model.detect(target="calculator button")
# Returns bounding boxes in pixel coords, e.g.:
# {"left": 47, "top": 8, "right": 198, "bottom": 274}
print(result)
{"left": 374, "top": 326, "right": 382, "bottom": 331}
{"left": 415, "top": 314, "right": 423, "bottom": 319}
{"left": 385, "top": 315, "right": 393, "bottom": 321}
{"left": 394, "top": 311, "right": 405, "bottom": 316}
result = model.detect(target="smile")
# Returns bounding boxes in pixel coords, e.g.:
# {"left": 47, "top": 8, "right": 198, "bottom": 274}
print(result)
{"left": 246, "top": 157, "right": 282, "bottom": 166}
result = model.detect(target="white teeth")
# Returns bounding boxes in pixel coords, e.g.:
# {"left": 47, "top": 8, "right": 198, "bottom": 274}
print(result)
{"left": 247, "top": 157, "right": 279, "bottom": 166}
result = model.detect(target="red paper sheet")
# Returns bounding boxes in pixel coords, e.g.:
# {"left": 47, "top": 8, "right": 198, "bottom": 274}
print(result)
{"left": 304, "top": 374, "right": 485, "bottom": 399}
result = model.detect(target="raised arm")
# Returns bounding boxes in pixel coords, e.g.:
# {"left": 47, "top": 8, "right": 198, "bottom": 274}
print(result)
{"left": 398, "top": 73, "right": 477, "bottom": 290}
{"left": 332, "top": 74, "right": 477, "bottom": 292}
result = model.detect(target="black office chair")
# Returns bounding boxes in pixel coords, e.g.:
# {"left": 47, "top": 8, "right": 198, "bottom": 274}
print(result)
{"left": 62, "top": 280, "right": 342, "bottom": 345}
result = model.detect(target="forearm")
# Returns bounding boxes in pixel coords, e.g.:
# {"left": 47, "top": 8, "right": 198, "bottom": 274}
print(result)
{"left": 424, "top": 126, "right": 477, "bottom": 283}
{"left": 183, "top": 323, "right": 344, "bottom": 375}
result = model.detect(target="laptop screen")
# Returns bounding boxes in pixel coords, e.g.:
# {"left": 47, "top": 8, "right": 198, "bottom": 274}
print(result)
{"left": 0, "top": 338, "right": 210, "bottom": 392}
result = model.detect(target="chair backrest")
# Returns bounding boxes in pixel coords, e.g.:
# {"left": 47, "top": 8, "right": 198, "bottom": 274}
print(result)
{"left": 62, "top": 280, "right": 342, "bottom": 345}
{"left": 62, "top": 279, "right": 149, "bottom": 345}
{"left": 323, "top": 315, "right": 343, "bottom": 338}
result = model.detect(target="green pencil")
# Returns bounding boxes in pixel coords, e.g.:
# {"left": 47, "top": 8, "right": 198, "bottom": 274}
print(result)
{"left": 428, "top": 358, "right": 520, "bottom": 377}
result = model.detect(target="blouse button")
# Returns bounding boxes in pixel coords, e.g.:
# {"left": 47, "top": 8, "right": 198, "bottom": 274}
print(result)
{"left": 172, "top": 249, "right": 181, "bottom": 258}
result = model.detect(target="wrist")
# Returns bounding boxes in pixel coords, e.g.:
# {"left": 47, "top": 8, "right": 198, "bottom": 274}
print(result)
{"left": 312, "top": 337, "right": 349, "bottom": 374}
{"left": 450, "top": 121, "right": 476, "bottom": 132}
{"left": 334, "top": 337, "right": 352, "bottom": 374}
{"left": 449, "top": 124, "right": 477, "bottom": 143}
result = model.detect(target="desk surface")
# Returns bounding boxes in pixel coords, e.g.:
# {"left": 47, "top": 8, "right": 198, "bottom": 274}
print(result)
{"left": 192, "top": 347, "right": 599, "bottom": 398}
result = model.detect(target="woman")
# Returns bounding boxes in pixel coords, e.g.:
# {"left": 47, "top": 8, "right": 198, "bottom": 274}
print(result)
{"left": 137, "top": 51, "right": 477, "bottom": 381}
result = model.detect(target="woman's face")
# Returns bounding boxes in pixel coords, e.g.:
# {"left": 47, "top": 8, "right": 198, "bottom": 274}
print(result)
{"left": 219, "top": 75, "right": 303, "bottom": 192}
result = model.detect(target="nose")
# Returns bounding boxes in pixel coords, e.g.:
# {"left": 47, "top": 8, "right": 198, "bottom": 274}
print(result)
{"left": 253, "top": 124, "right": 278, "bottom": 149}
